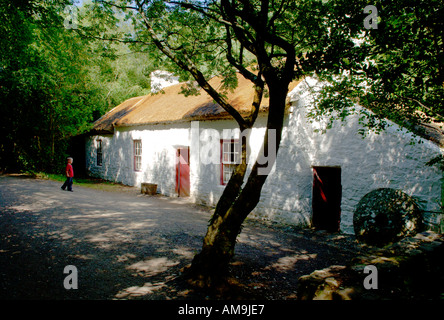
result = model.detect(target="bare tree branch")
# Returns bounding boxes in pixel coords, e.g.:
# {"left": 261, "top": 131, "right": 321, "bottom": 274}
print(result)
{"left": 134, "top": 0, "right": 248, "bottom": 129}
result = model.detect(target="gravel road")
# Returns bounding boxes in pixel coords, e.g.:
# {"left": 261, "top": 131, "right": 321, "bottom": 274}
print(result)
{"left": 0, "top": 175, "right": 361, "bottom": 300}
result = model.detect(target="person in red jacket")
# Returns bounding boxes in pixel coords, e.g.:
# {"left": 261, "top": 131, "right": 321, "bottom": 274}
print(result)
{"left": 61, "top": 157, "right": 74, "bottom": 192}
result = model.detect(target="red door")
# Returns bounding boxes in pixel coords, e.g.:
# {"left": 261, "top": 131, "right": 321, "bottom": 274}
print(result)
{"left": 175, "top": 147, "right": 190, "bottom": 197}
{"left": 312, "top": 167, "right": 342, "bottom": 232}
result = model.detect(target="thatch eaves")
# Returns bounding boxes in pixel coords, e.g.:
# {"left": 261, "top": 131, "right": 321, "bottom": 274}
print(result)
{"left": 91, "top": 73, "right": 301, "bottom": 133}
{"left": 90, "top": 72, "right": 443, "bottom": 148}
{"left": 415, "top": 121, "right": 444, "bottom": 147}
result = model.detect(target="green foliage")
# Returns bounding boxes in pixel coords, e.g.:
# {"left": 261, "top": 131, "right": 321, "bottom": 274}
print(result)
{"left": 0, "top": 0, "right": 152, "bottom": 172}
{"left": 3, "top": 0, "right": 440, "bottom": 173}
{"left": 310, "top": 0, "right": 444, "bottom": 135}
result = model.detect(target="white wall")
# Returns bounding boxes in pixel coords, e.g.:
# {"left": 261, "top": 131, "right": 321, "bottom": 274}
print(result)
{"left": 86, "top": 123, "right": 190, "bottom": 196}
{"left": 282, "top": 78, "right": 443, "bottom": 233}
{"left": 86, "top": 81, "right": 443, "bottom": 234}
{"left": 187, "top": 82, "right": 443, "bottom": 233}
{"left": 189, "top": 119, "right": 267, "bottom": 208}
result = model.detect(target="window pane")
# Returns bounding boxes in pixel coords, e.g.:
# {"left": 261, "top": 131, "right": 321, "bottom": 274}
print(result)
{"left": 134, "top": 140, "right": 142, "bottom": 171}
{"left": 223, "top": 142, "right": 229, "bottom": 153}
{"left": 234, "top": 152, "right": 240, "bottom": 164}
{"left": 97, "top": 140, "right": 102, "bottom": 166}
{"left": 134, "top": 141, "right": 142, "bottom": 156}
{"left": 221, "top": 140, "right": 240, "bottom": 184}
{"left": 223, "top": 164, "right": 236, "bottom": 184}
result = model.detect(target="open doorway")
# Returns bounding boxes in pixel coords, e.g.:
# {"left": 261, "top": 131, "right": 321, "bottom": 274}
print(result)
{"left": 312, "top": 166, "right": 342, "bottom": 232}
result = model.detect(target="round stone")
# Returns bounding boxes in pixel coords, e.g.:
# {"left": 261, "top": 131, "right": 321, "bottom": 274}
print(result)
{"left": 353, "top": 188, "right": 423, "bottom": 246}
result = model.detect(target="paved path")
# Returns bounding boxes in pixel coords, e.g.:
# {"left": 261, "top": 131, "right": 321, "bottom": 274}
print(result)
{"left": 0, "top": 175, "right": 359, "bottom": 300}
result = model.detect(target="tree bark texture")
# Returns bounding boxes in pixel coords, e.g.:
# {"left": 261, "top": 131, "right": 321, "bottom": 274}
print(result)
{"left": 186, "top": 83, "right": 291, "bottom": 288}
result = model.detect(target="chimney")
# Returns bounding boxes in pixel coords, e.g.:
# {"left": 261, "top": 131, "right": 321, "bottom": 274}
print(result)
{"left": 150, "top": 70, "right": 179, "bottom": 93}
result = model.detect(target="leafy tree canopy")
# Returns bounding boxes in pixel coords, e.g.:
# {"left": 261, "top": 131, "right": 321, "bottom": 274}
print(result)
{"left": 310, "top": 0, "right": 443, "bottom": 136}
{"left": 83, "top": 0, "right": 442, "bottom": 137}
{"left": 0, "top": 0, "right": 153, "bottom": 172}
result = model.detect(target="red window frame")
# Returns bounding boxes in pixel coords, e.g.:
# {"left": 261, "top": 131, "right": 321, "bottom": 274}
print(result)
{"left": 220, "top": 139, "right": 240, "bottom": 185}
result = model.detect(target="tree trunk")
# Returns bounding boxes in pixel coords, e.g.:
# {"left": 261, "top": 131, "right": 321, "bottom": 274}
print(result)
{"left": 185, "top": 83, "right": 289, "bottom": 289}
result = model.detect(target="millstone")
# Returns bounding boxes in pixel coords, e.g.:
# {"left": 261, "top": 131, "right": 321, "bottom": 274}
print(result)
{"left": 353, "top": 188, "right": 423, "bottom": 246}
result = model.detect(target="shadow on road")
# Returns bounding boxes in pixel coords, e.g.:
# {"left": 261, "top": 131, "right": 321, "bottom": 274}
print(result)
{"left": 0, "top": 175, "right": 359, "bottom": 300}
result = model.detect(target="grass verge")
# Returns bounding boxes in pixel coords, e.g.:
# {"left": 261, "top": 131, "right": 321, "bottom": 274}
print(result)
{"left": 29, "top": 172, "right": 138, "bottom": 193}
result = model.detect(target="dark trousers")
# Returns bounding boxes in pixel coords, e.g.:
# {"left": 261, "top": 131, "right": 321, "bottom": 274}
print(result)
{"left": 61, "top": 177, "right": 73, "bottom": 191}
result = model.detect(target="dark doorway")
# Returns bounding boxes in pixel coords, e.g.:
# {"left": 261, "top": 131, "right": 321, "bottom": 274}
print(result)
{"left": 312, "top": 166, "right": 342, "bottom": 232}
{"left": 175, "top": 147, "right": 190, "bottom": 197}
{"left": 67, "top": 135, "right": 87, "bottom": 178}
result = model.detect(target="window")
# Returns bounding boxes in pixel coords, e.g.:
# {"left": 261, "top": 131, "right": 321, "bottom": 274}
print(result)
{"left": 96, "top": 140, "right": 102, "bottom": 166}
{"left": 134, "top": 140, "right": 142, "bottom": 171}
{"left": 221, "top": 139, "right": 240, "bottom": 185}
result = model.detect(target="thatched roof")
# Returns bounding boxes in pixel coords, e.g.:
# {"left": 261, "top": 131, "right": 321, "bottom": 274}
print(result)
{"left": 90, "top": 72, "right": 444, "bottom": 147}
{"left": 416, "top": 122, "right": 444, "bottom": 147}
{"left": 92, "top": 73, "right": 301, "bottom": 133}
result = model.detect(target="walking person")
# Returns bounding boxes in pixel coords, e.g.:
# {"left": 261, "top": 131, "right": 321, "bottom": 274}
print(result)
{"left": 61, "top": 157, "right": 74, "bottom": 192}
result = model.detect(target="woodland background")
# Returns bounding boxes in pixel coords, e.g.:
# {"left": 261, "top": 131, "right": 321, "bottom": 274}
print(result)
{"left": 0, "top": 0, "right": 154, "bottom": 173}
{"left": 1, "top": 0, "right": 442, "bottom": 174}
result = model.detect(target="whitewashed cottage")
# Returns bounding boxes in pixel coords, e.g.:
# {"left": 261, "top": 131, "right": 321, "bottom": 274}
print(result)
{"left": 85, "top": 72, "right": 443, "bottom": 234}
